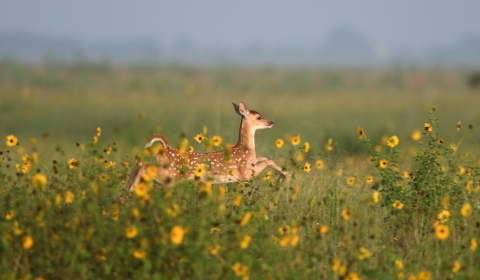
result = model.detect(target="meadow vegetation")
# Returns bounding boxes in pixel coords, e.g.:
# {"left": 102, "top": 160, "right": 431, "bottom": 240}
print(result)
{"left": 1, "top": 61, "right": 479, "bottom": 279}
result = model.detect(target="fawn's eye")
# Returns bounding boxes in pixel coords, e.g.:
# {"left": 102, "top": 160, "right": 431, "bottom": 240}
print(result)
{"left": 256, "top": 116, "right": 262, "bottom": 120}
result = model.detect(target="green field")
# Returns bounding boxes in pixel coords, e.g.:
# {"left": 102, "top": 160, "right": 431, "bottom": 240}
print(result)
{"left": 1, "top": 62, "right": 479, "bottom": 279}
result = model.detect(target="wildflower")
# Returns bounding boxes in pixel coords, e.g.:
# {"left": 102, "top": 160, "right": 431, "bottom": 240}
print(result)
{"left": 418, "top": 270, "right": 431, "bottom": 280}
{"left": 275, "top": 139, "right": 284, "bottom": 148}
{"left": 170, "top": 226, "right": 185, "bottom": 245}
{"left": 194, "top": 164, "right": 206, "bottom": 177}
{"left": 332, "top": 259, "right": 346, "bottom": 276}
{"left": 263, "top": 171, "right": 271, "bottom": 181}
{"left": 126, "top": 226, "right": 138, "bottom": 239}
{"left": 92, "top": 136, "right": 98, "bottom": 144}
{"left": 423, "top": 123, "right": 432, "bottom": 132}
{"left": 133, "top": 250, "right": 146, "bottom": 259}
{"left": 296, "top": 152, "right": 305, "bottom": 162}
{"left": 240, "top": 212, "right": 252, "bottom": 227}
{"left": 387, "top": 135, "right": 399, "bottom": 148}
{"left": 357, "top": 127, "right": 364, "bottom": 139}
{"left": 212, "top": 135, "right": 222, "bottom": 147}
{"left": 379, "top": 159, "right": 388, "bottom": 168}
{"left": 302, "top": 142, "right": 310, "bottom": 152}
{"left": 318, "top": 225, "right": 328, "bottom": 234}
{"left": 96, "top": 127, "right": 101, "bottom": 137}
{"left": 6, "top": 135, "right": 18, "bottom": 147}
{"left": 32, "top": 173, "right": 48, "bottom": 188}
{"left": 65, "top": 191, "right": 74, "bottom": 204}
{"left": 68, "top": 158, "right": 79, "bottom": 169}
{"left": 233, "top": 194, "right": 242, "bottom": 207}
{"left": 456, "top": 120, "right": 461, "bottom": 131}
{"left": 325, "top": 138, "right": 333, "bottom": 151}
{"left": 358, "top": 247, "right": 371, "bottom": 260}
{"left": 290, "top": 235, "right": 300, "bottom": 247}
{"left": 207, "top": 245, "right": 221, "bottom": 255}
{"left": 438, "top": 137, "right": 445, "bottom": 144}
{"left": 316, "top": 160, "right": 324, "bottom": 170}
{"left": 437, "top": 210, "right": 451, "bottom": 223}
{"left": 105, "top": 161, "right": 116, "bottom": 169}
{"left": 412, "top": 130, "right": 421, "bottom": 140}
{"left": 210, "top": 227, "right": 220, "bottom": 234}
{"left": 194, "top": 133, "right": 206, "bottom": 143}
{"left": 393, "top": 200, "right": 403, "bottom": 210}
{"left": 99, "top": 173, "right": 108, "bottom": 182}
{"left": 452, "top": 260, "right": 461, "bottom": 273}
{"left": 435, "top": 224, "right": 449, "bottom": 240}
{"left": 303, "top": 162, "right": 311, "bottom": 173}
{"left": 188, "top": 146, "right": 194, "bottom": 152}
{"left": 240, "top": 235, "right": 251, "bottom": 249}
{"left": 278, "top": 226, "right": 290, "bottom": 235}
{"left": 395, "top": 260, "right": 403, "bottom": 269}
{"left": 461, "top": 203, "right": 472, "bottom": 217}
{"left": 347, "top": 177, "right": 355, "bottom": 185}
{"left": 132, "top": 208, "right": 140, "bottom": 219}
{"left": 5, "top": 210, "right": 14, "bottom": 220}
{"left": 105, "top": 147, "right": 112, "bottom": 155}
{"left": 134, "top": 183, "right": 149, "bottom": 197}
{"left": 345, "top": 272, "right": 361, "bottom": 280}
{"left": 470, "top": 238, "right": 477, "bottom": 251}
{"left": 372, "top": 191, "right": 379, "bottom": 203}
{"left": 22, "top": 236, "right": 34, "bottom": 250}
{"left": 402, "top": 171, "right": 410, "bottom": 178}
{"left": 366, "top": 175, "right": 374, "bottom": 184}
{"left": 342, "top": 209, "right": 351, "bottom": 221}
{"left": 232, "top": 262, "right": 249, "bottom": 276}
{"left": 291, "top": 134, "right": 301, "bottom": 146}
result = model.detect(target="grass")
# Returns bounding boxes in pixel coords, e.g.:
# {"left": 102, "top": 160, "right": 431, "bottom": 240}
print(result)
{"left": 1, "top": 61, "right": 479, "bottom": 279}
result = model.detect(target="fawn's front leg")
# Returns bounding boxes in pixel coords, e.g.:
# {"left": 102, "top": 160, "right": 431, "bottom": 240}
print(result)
{"left": 253, "top": 157, "right": 291, "bottom": 183}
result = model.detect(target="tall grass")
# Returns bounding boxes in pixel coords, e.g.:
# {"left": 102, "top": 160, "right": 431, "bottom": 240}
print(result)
{"left": 1, "top": 62, "right": 479, "bottom": 279}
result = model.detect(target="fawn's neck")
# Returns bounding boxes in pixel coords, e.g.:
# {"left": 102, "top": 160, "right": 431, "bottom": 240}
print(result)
{"left": 235, "top": 117, "right": 256, "bottom": 153}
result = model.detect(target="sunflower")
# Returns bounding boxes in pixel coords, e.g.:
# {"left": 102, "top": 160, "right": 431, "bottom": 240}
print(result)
{"left": 387, "top": 135, "right": 399, "bottom": 148}
{"left": 424, "top": 123, "right": 433, "bottom": 132}
{"left": 392, "top": 200, "right": 403, "bottom": 210}
{"left": 232, "top": 262, "right": 249, "bottom": 276}
{"left": 5, "top": 210, "right": 14, "bottom": 220}
{"left": 438, "top": 137, "right": 445, "bottom": 144}
{"left": 125, "top": 226, "right": 138, "bottom": 239}
{"left": 461, "top": 203, "right": 472, "bottom": 217}
{"left": 96, "top": 127, "right": 102, "bottom": 137}
{"left": 357, "top": 127, "right": 364, "bottom": 139}
{"left": 302, "top": 142, "right": 310, "bottom": 152}
{"left": 22, "top": 236, "right": 34, "bottom": 250}
{"left": 418, "top": 271, "right": 431, "bottom": 280}
{"left": 194, "top": 133, "right": 206, "bottom": 143}
{"left": 316, "top": 160, "right": 324, "bottom": 170}
{"left": 372, "top": 191, "right": 379, "bottom": 203}
{"left": 65, "top": 191, "right": 74, "bottom": 204}
{"left": 212, "top": 135, "right": 222, "bottom": 147}
{"left": 188, "top": 146, "right": 194, "bottom": 153}
{"left": 470, "top": 238, "right": 477, "bottom": 251}
{"left": 303, "top": 162, "right": 311, "bottom": 173}
{"left": 452, "top": 260, "right": 461, "bottom": 273}
{"left": 134, "top": 183, "right": 149, "bottom": 197}
{"left": 170, "top": 226, "right": 185, "bottom": 245}
{"left": 435, "top": 224, "right": 449, "bottom": 240}
{"left": 240, "top": 235, "right": 251, "bottom": 249}
{"left": 456, "top": 120, "right": 461, "bottom": 131}
{"left": 437, "top": 210, "right": 451, "bottom": 223}
{"left": 68, "top": 158, "right": 79, "bottom": 169}
{"left": 347, "top": 177, "right": 355, "bottom": 185}
{"left": 92, "top": 136, "right": 98, "bottom": 144}
{"left": 379, "top": 159, "right": 388, "bottom": 169}
{"left": 366, "top": 175, "right": 374, "bottom": 184}
{"left": 6, "top": 135, "right": 18, "bottom": 147}
{"left": 275, "top": 139, "right": 284, "bottom": 148}
{"left": 341, "top": 209, "right": 351, "bottom": 221}
{"left": 412, "top": 130, "right": 422, "bottom": 140}
{"left": 291, "top": 134, "right": 301, "bottom": 146}
{"left": 133, "top": 250, "right": 146, "bottom": 259}
{"left": 194, "top": 164, "right": 206, "bottom": 178}
{"left": 32, "top": 173, "right": 47, "bottom": 188}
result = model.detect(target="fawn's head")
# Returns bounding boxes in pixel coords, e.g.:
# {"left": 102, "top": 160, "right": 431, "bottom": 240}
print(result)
{"left": 233, "top": 102, "right": 274, "bottom": 131}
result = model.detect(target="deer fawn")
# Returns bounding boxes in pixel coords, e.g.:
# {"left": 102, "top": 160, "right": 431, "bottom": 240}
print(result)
{"left": 125, "top": 102, "right": 291, "bottom": 191}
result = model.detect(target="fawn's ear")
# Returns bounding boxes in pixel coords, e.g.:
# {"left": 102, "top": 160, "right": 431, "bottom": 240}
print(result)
{"left": 233, "top": 102, "right": 249, "bottom": 117}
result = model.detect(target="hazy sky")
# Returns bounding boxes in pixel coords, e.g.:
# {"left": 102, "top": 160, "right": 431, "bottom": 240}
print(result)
{"left": 2, "top": 1, "right": 480, "bottom": 51}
